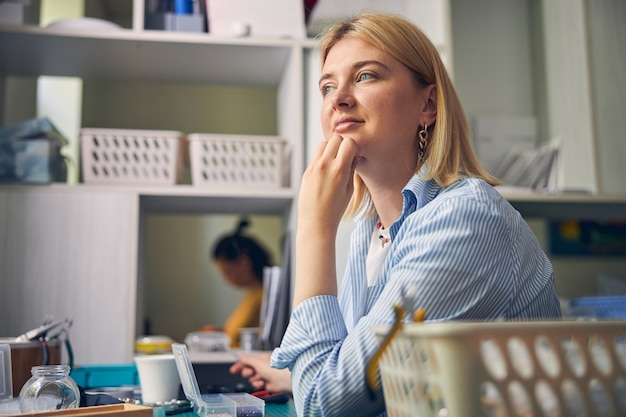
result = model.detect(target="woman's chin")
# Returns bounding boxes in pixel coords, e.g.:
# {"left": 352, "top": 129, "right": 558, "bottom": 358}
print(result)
{"left": 353, "top": 155, "right": 366, "bottom": 168}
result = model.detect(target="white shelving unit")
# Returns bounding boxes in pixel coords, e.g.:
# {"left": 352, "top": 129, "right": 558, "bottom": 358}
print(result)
{"left": 0, "top": 20, "right": 307, "bottom": 364}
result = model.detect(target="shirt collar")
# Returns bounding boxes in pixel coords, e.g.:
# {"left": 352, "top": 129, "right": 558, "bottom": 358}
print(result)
{"left": 387, "top": 174, "right": 443, "bottom": 238}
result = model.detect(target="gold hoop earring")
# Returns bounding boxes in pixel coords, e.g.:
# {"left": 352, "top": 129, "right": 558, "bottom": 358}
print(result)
{"left": 418, "top": 124, "right": 428, "bottom": 161}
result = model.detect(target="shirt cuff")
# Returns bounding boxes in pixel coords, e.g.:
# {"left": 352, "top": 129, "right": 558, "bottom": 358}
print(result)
{"left": 271, "top": 295, "right": 347, "bottom": 370}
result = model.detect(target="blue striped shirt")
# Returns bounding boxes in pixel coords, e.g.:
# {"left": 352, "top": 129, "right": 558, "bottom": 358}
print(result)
{"left": 271, "top": 175, "right": 561, "bottom": 417}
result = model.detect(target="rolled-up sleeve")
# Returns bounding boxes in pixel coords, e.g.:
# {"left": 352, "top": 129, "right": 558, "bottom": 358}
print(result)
{"left": 271, "top": 294, "right": 388, "bottom": 417}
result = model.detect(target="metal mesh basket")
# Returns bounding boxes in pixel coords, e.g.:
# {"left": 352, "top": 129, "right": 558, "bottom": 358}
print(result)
{"left": 374, "top": 320, "right": 626, "bottom": 417}
{"left": 188, "top": 133, "right": 288, "bottom": 188}
{"left": 80, "top": 128, "right": 185, "bottom": 185}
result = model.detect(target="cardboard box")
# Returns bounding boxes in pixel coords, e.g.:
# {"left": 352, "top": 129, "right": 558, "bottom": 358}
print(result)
{"left": 206, "top": 0, "right": 306, "bottom": 39}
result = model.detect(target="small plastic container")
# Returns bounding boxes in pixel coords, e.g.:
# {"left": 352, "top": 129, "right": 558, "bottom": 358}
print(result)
{"left": 188, "top": 133, "right": 289, "bottom": 189}
{"left": 135, "top": 335, "right": 174, "bottom": 355}
{"left": 222, "top": 393, "right": 265, "bottom": 417}
{"left": 80, "top": 128, "right": 185, "bottom": 185}
{"left": 18, "top": 365, "right": 80, "bottom": 412}
{"left": 172, "top": 343, "right": 236, "bottom": 416}
{"left": 184, "top": 332, "right": 230, "bottom": 353}
{"left": 567, "top": 295, "right": 626, "bottom": 319}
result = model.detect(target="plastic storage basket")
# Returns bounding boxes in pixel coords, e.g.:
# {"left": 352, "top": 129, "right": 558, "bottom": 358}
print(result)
{"left": 567, "top": 295, "right": 626, "bottom": 319}
{"left": 188, "top": 133, "right": 289, "bottom": 188}
{"left": 375, "top": 320, "right": 626, "bottom": 417}
{"left": 81, "top": 128, "right": 185, "bottom": 185}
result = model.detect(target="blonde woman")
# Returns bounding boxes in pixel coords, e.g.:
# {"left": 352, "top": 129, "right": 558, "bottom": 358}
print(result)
{"left": 232, "top": 13, "right": 560, "bottom": 416}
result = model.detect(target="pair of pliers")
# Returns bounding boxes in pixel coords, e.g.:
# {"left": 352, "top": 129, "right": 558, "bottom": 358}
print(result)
{"left": 365, "top": 301, "right": 426, "bottom": 399}
{"left": 47, "top": 319, "right": 75, "bottom": 368}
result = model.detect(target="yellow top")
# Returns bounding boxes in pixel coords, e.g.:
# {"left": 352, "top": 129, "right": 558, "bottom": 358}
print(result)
{"left": 223, "top": 286, "right": 264, "bottom": 348}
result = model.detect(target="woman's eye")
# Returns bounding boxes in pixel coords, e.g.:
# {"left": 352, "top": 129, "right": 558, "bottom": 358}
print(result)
{"left": 321, "top": 85, "right": 335, "bottom": 96}
{"left": 358, "top": 72, "right": 376, "bottom": 82}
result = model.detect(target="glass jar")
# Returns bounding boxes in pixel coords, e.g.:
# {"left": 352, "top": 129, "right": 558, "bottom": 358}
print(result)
{"left": 18, "top": 365, "right": 80, "bottom": 412}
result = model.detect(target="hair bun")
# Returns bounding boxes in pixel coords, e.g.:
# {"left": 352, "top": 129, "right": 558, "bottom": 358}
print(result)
{"left": 235, "top": 217, "right": 250, "bottom": 236}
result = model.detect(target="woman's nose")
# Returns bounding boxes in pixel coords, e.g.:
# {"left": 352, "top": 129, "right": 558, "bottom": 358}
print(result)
{"left": 331, "top": 84, "right": 355, "bottom": 108}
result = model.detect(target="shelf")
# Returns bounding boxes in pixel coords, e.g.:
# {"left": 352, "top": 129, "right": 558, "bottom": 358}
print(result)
{"left": 0, "top": 25, "right": 295, "bottom": 86}
{"left": 0, "top": 183, "right": 294, "bottom": 215}
{"left": 138, "top": 185, "right": 294, "bottom": 214}
{"left": 498, "top": 188, "right": 626, "bottom": 219}
{"left": 3, "top": 182, "right": 625, "bottom": 219}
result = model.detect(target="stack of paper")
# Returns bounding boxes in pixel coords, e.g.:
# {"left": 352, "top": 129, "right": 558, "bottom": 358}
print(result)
{"left": 496, "top": 139, "right": 561, "bottom": 191}
{"left": 260, "top": 231, "right": 292, "bottom": 350}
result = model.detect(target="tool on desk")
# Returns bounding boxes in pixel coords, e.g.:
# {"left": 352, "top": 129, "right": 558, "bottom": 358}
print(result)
{"left": 164, "top": 400, "right": 193, "bottom": 415}
{"left": 14, "top": 318, "right": 74, "bottom": 367}
{"left": 251, "top": 390, "right": 291, "bottom": 404}
{"left": 14, "top": 320, "right": 64, "bottom": 342}
{"left": 365, "top": 298, "right": 426, "bottom": 399}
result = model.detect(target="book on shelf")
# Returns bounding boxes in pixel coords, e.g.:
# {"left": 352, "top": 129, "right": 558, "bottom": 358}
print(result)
{"left": 260, "top": 230, "right": 292, "bottom": 350}
{"left": 496, "top": 139, "right": 561, "bottom": 191}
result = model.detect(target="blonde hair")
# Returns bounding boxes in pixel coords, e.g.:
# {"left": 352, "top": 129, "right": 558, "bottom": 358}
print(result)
{"left": 318, "top": 13, "right": 499, "bottom": 218}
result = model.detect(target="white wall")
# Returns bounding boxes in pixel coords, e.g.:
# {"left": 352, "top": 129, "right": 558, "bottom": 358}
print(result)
{"left": 586, "top": 0, "right": 626, "bottom": 195}
{"left": 451, "top": 0, "right": 536, "bottom": 121}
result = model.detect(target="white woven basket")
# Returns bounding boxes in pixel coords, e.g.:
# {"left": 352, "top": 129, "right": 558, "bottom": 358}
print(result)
{"left": 188, "top": 133, "right": 289, "bottom": 189}
{"left": 374, "top": 320, "right": 626, "bottom": 417}
{"left": 80, "top": 128, "right": 185, "bottom": 185}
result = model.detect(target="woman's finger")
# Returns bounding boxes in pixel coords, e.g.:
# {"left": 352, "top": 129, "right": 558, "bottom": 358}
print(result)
{"left": 240, "top": 366, "right": 256, "bottom": 379}
{"left": 311, "top": 137, "right": 329, "bottom": 161}
{"left": 320, "top": 133, "right": 344, "bottom": 159}
{"left": 335, "top": 137, "right": 358, "bottom": 177}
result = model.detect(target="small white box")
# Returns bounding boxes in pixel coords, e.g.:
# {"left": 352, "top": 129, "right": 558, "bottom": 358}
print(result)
{"left": 188, "top": 133, "right": 289, "bottom": 189}
{"left": 80, "top": 128, "right": 185, "bottom": 185}
{"left": 206, "top": 0, "right": 306, "bottom": 39}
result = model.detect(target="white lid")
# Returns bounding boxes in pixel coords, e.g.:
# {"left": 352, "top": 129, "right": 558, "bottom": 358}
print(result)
{"left": 172, "top": 343, "right": 202, "bottom": 404}
{"left": 171, "top": 343, "right": 236, "bottom": 416}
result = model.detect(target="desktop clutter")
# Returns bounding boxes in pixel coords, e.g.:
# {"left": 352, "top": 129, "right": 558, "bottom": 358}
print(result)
{"left": 0, "top": 117, "right": 69, "bottom": 185}
{"left": 0, "top": 323, "right": 289, "bottom": 417}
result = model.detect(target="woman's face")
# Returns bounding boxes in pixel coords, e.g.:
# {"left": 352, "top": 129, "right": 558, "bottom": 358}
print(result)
{"left": 320, "top": 37, "right": 430, "bottom": 177}
{"left": 215, "top": 256, "right": 258, "bottom": 289}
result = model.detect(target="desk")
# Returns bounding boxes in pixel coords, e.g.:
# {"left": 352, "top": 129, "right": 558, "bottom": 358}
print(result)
{"left": 165, "top": 403, "right": 296, "bottom": 417}
{"left": 265, "top": 403, "right": 296, "bottom": 417}
{"left": 0, "top": 401, "right": 297, "bottom": 417}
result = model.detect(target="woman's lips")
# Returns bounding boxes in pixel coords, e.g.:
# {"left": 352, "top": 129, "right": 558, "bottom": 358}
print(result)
{"left": 334, "top": 118, "right": 363, "bottom": 132}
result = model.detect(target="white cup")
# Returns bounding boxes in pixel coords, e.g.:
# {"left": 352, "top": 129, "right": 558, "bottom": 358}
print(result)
{"left": 134, "top": 354, "right": 180, "bottom": 404}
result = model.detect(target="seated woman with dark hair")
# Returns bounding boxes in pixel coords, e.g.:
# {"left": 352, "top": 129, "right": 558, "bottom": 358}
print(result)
{"left": 202, "top": 218, "right": 273, "bottom": 348}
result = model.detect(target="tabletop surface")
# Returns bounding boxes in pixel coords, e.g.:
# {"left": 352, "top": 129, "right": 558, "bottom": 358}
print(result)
{"left": 265, "top": 402, "right": 296, "bottom": 417}
{"left": 0, "top": 400, "right": 297, "bottom": 417}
